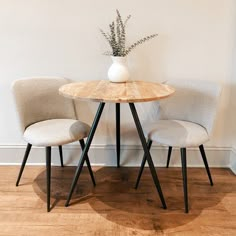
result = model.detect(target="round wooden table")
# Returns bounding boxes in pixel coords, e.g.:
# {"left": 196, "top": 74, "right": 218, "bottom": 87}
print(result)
{"left": 59, "top": 80, "right": 175, "bottom": 208}
{"left": 59, "top": 80, "right": 174, "bottom": 103}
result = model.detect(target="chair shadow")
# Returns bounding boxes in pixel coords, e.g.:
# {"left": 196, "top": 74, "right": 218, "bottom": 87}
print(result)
{"left": 33, "top": 166, "right": 95, "bottom": 210}
{"left": 33, "top": 166, "right": 233, "bottom": 231}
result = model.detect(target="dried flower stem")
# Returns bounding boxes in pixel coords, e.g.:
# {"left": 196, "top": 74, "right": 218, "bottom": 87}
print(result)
{"left": 100, "top": 10, "right": 158, "bottom": 56}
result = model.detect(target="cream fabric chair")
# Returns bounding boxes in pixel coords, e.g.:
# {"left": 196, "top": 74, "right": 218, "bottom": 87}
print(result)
{"left": 135, "top": 79, "right": 221, "bottom": 213}
{"left": 12, "top": 77, "right": 95, "bottom": 212}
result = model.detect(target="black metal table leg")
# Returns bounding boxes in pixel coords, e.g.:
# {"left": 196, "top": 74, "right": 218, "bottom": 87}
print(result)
{"left": 116, "top": 103, "right": 120, "bottom": 168}
{"left": 129, "top": 103, "right": 167, "bottom": 209}
{"left": 79, "top": 139, "right": 96, "bottom": 186}
{"left": 135, "top": 139, "right": 152, "bottom": 189}
{"left": 65, "top": 102, "right": 105, "bottom": 207}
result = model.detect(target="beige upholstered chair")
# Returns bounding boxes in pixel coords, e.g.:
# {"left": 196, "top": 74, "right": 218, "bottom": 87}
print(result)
{"left": 135, "top": 79, "right": 221, "bottom": 213}
{"left": 12, "top": 77, "right": 95, "bottom": 212}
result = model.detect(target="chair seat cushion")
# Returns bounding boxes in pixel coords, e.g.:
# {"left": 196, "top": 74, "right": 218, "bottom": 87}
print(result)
{"left": 143, "top": 120, "right": 209, "bottom": 147}
{"left": 23, "top": 119, "right": 90, "bottom": 146}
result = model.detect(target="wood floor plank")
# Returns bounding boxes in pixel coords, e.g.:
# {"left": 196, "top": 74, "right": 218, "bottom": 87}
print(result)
{"left": 0, "top": 166, "right": 235, "bottom": 235}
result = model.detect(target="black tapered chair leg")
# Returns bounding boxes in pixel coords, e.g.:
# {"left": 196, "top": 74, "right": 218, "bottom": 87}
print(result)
{"left": 58, "top": 145, "right": 64, "bottom": 167}
{"left": 135, "top": 139, "right": 152, "bottom": 189}
{"left": 199, "top": 144, "right": 213, "bottom": 186}
{"left": 46, "top": 147, "right": 51, "bottom": 212}
{"left": 166, "top": 146, "right": 172, "bottom": 168}
{"left": 180, "top": 148, "right": 188, "bottom": 213}
{"left": 79, "top": 139, "right": 96, "bottom": 186}
{"left": 16, "top": 143, "right": 32, "bottom": 186}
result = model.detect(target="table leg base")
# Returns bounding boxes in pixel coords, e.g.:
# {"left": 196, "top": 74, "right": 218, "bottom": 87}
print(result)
{"left": 65, "top": 102, "right": 105, "bottom": 207}
{"left": 129, "top": 103, "right": 167, "bottom": 209}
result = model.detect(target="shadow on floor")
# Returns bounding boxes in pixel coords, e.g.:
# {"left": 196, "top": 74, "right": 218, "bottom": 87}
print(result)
{"left": 33, "top": 166, "right": 234, "bottom": 231}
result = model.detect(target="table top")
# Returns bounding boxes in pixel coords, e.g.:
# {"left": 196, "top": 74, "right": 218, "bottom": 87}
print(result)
{"left": 59, "top": 80, "right": 175, "bottom": 103}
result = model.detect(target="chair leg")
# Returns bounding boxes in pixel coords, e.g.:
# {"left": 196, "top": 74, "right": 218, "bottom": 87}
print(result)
{"left": 79, "top": 139, "right": 96, "bottom": 186}
{"left": 16, "top": 143, "right": 32, "bottom": 186}
{"left": 46, "top": 146, "right": 51, "bottom": 212}
{"left": 199, "top": 144, "right": 213, "bottom": 186}
{"left": 135, "top": 139, "right": 152, "bottom": 189}
{"left": 180, "top": 148, "right": 188, "bottom": 213}
{"left": 166, "top": 146, "right": 172, "bottom": 168}
{"left": 58, "top": 146, "right": 64, "bottom": 167}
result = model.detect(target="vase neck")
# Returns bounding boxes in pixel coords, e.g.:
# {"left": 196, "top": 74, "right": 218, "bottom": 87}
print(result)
{"left": 111, "top": 56, "right": 127, "bottom": 63}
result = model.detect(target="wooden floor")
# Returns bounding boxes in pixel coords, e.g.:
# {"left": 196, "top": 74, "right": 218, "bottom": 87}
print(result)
{"left": 0, "top": 166, "right": 235, "bottom": 236}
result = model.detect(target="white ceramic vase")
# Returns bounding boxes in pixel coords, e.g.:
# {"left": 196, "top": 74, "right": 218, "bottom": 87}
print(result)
{"left": 108, "top": 56, "right": 130, "bottom": 83}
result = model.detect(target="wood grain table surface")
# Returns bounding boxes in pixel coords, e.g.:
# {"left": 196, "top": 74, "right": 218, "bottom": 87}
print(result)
{"left": 59, "top": 80, "right": 175, "bottom": 103}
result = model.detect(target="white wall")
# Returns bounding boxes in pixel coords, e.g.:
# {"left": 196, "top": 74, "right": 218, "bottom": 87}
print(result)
{"left": 0, "top": 0, "right": 235, "bottom": 165}
{"left": 230, "top": 0, "right": 236, "bottom": 150}
{"left": 230, "top": 0, "right": 236, "bottom": 173}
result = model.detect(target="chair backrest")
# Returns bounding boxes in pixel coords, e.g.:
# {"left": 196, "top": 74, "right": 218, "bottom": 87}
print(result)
{"left": 12, "top": 77, "right": 76, "bottom": 133}
{"left": 158, "top": 79, "right": 222, "bottom": 134}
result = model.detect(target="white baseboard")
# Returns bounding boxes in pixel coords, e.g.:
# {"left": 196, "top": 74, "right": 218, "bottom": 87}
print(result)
{"left": 230, "top": 147, "right": 236, "bottom": 174}
{"left": 0, "top": 144, "right": 232, "bottom": 169}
